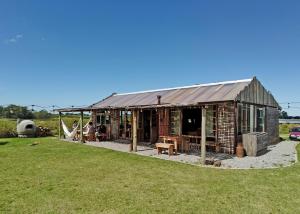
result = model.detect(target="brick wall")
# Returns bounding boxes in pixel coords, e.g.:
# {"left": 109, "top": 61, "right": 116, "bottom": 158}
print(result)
{"left": 217, "top": 103, "right": 236, "bottom": 154}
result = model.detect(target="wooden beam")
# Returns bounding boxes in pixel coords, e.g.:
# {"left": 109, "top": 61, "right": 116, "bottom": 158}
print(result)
{"left": 201, "top": 106, "right": 207, "bottom": 165}
{"left": 132, "top": 110, "right": 138, "bottom": 152}
{"left": 80, "top": 111, "right": 84, "bottom": 143}
{"left": 58, "top": 112, "right": 62, "bottom": 139}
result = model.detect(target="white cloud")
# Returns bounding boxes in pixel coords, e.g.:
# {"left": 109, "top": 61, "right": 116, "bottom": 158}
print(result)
{"left": 4, "top": 34, "right": 23, "bottom": 44}
{"left": 8, "top": 38, "right": 17, "bottom": 43}
{"left": 16, "top": 34, "right": 23, "bottom": 39}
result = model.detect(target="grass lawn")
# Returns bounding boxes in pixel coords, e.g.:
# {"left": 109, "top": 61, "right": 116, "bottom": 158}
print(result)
{"left": 0, "top": 138, "right": 299, "bottom": 213}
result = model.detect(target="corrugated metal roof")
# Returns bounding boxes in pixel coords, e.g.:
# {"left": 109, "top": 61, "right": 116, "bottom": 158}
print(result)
{"left": 91, "top": 78, "right": 253, "bottom": 109}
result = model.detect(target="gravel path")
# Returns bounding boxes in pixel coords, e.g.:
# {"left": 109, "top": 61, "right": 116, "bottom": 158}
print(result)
{"left": 221, "top": 141, "right": 299, "bottom": 169}
{"left": 64, "top": 140, "right": 299, "bottom": 169}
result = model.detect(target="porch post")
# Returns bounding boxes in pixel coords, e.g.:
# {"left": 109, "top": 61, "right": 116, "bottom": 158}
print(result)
{"left": 58, "top": 112, "right": 62, "bottom": 139}
{"left": 132, "top": 109, "right": 138, "bottom": 152}
{"left": 124, "top": 111, "right": 127, "bottom": 138}
{"left": 201, "top": 106, "right": 207, "bottom": 165}
{"left": 80, "top": 111, "right": 84, "bottom": 143}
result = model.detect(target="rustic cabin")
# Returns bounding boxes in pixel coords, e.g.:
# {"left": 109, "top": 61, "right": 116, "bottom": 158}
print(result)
{"left": 57, "top": 77, "right": 280, "bottom": 155}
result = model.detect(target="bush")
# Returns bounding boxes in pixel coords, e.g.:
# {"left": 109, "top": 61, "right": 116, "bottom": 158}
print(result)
{"left": 0, "top": 119, "right": 18, "bottom": 138}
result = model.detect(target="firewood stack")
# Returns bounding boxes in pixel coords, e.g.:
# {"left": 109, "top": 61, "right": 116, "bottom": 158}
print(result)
{"left": 36, "top": 126, "right": 52, "bottom": 137}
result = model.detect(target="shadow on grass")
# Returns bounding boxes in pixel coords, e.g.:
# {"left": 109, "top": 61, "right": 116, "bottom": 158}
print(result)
{"left": 0, "top": 141, "right": 9, "bottom": 145}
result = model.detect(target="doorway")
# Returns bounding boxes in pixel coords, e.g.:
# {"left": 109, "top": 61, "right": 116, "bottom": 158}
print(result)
{"left": 142, "top": 110, "right": 158, "bottom": 143}
{"left": 143, "top": 110, "right": 151, "bottom": 141}
{"left": 182, "top": 108, "right": 202, "bottom": 136}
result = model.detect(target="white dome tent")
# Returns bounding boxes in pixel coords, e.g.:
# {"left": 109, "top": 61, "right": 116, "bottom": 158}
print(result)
{"left": 17, "top": 119, "right": 37, "bottom": 138}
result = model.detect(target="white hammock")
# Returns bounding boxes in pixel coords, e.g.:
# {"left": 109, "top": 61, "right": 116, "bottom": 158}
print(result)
{"left": 61, "top": 120, "right": 79, "bottom": 139}
{"left": 61, "top": 118, "right": 92, "bottom": 139}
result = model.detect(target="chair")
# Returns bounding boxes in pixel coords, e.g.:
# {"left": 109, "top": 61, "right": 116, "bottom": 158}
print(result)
{"left": 85, "top": 133, "right": 96, "bottom": 141}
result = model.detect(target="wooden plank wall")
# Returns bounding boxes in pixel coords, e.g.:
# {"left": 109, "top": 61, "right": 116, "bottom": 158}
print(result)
{"left": 158, "top": 108, "right": 169, "bottom": 136}
{"left": 236, "top": 78, "right": 279, "bottom": 108}
{"left": 266, "top": 106, "right": 280, "bottom": 144}
{"left": 110, "top": 109, "right": 120, "bottom": 140}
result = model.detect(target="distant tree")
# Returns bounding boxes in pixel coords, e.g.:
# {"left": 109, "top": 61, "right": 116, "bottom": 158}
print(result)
{"left": 0, "top": 105, "right": 34, "bottom": 119}
{"left": 0, "top": 106, "right": 3, "bottom": 117}
{"left": 279, "top": 111, "right": 289, "bottom": 119}
{"left": 33, "top": 110, "right": 52, "bottom": 119}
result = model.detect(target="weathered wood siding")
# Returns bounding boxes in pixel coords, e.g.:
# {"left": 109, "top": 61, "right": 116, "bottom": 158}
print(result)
{"left": 242, "top": 132, "right": 269, "bottom": 156}
{"left": 110, "top": 109, "right": 119, "bottom": 140}
{"left": 266, "top": 107, "right": 280, "bottom": 144}
{"left": 236, "top": 78, "right": 279, "bottom": 108}
{"left": 158, "top": 108, "right": 169, "bottom": 136}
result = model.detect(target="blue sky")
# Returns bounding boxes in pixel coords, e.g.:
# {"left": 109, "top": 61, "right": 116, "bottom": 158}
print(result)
{"left": 0, "top": 0, "right": 300, "bottom": 115}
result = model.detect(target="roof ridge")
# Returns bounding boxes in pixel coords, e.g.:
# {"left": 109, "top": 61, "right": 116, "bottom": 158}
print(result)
{"left": 115, "top": 78, "right": 253, "bottom": 96}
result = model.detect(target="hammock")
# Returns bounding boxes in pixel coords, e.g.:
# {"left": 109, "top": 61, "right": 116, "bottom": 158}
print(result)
{"left": 61, "top": 120, "right": 79, "bottom": 139}
{"left": 61, "top": 118, "right": 92, "bottom": 139}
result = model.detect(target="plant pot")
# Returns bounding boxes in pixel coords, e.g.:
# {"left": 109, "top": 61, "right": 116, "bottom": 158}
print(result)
{"left": 236, "top": 143, "right": 244, "bottom": 158}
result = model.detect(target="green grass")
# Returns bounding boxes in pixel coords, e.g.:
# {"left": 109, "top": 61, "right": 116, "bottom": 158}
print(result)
{"left": 0, "top": 138, "right": 299, "bottom": 213}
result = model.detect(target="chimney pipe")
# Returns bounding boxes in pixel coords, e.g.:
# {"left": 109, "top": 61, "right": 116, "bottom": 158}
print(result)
{"left": 157, "top": 95, "right": 161, "bottom": 105}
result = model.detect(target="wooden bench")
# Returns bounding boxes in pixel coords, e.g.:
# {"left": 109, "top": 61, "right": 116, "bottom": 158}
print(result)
{"left": 159, "top": 136, "right": 182, "bottom": 153}
{"left": 155, "top": 143, "right": 175, "bottom": 156}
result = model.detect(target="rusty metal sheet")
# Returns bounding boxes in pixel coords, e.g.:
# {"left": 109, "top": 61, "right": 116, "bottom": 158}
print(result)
{"left": 92, "top": 79, "right": 252, "bottom": 109}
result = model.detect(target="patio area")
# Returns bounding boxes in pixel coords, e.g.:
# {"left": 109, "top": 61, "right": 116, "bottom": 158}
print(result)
{"left": 62, "top": 139, "right": 299, "bottom": 169}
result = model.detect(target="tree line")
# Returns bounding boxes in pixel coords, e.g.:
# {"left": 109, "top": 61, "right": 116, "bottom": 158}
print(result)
{"left": 0, "top": 105, "right": 54, "bottom": 119}
{"left": 279, "top": 111, "right": 300, "bottom": 119}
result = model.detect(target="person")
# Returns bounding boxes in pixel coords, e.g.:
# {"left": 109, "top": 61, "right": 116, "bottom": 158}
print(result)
{"left": 72, "top": 120, "right": 79, "bottom": 141}
{"left": 72, "top": 120, "right": 78, "bottom": 129}
{"left": 83, "top": 122, "right": 96, "bottom": 141}
{"left": 96, "top": 124, "right": 107, "bottom": 141}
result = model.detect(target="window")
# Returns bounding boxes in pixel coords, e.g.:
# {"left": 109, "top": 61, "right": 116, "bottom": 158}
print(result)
{"left": 170, "top": 109, "right": 180, "bottom": 135}
{"left": 96, "top": 111, "right": 110, "bottom": 125}
{"left": 101, "top": 115, "right": 105, "bottom": 124}
{"left": 238, "top": 104, "right": 242, "bottom": 134}
{"left": 256, "top": 107, "right": 265, "bottom": 132}
{"left": 182, "top": 108, "right": 201, "bottom": 135}
{"left": 238, "top": 104, "right": 266, "bottom": 134}
{"left": 238, "top": 103, "right": 251, "bottom": 134}
{"left": 206, "top": 106, "right": 217, "bottom": 137}
{"left": 96, "top": 115, "right": 101, "bottom": 124}
{"left": 119, "top": 110, "right": 132, "bottom": 138}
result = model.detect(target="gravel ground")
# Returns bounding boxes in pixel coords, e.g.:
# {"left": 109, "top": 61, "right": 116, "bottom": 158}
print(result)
{"left": 221, "top": 141, "right": 299, "bottom": 169}
{"left": 64, "top": 140, "right": 299, "bottom": 169}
